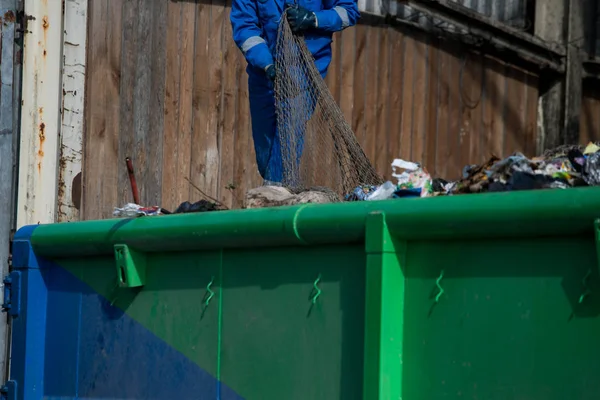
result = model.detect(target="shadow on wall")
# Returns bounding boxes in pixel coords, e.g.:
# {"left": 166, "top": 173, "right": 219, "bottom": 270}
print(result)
{"left": 358, "top": 12, "right": 537, "bottom": 180}
{"left": 581, "top": 80, "right": 600, "bottom": 145}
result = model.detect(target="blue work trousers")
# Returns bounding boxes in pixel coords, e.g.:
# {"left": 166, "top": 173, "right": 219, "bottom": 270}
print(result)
{"left": 249, "top": 69, "right": 325, "bottom": 184}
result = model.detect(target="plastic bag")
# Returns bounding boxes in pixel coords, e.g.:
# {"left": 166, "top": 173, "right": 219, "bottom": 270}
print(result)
{"left": 391, "top": 159, "right": 432, "bottom": 198}
{"left": 113, "top": 203, "right": 162, "bottom": 218}
{"left": 366, "top": 181, "right": 397, "bottom": 201}
{"left": 345, "top": 185, "right": 377, "bottom": 201}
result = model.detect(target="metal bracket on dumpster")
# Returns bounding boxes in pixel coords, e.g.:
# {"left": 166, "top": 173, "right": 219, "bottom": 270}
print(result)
{"left": 0, "top": 380, "right": 17, "bottom": 400}
{"left": 595, "top": 220, "right": 600, "bottom": 276}
{"left": 114, "top": 244, "right": 146, "bottom": 288}
{"left": 1, "top": 272, "right": 21, "bottom": 318}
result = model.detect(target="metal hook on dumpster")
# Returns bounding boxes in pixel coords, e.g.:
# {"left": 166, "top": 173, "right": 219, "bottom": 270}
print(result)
{"left": 578, "top": 269, "right": 592, "bottom": 304}
{"left": 311, "top": 274, "right": 322, "bottom": 304}
{"left": 205, "top": 276, "right": 215, "bottom": 307}
{"left": 435, "top": 270, "right": 445, "bottom": 303}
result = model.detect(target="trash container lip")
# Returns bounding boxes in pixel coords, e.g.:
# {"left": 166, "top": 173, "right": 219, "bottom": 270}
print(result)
{"left": 18, "top": 187, "right": 600, "bottom": 259}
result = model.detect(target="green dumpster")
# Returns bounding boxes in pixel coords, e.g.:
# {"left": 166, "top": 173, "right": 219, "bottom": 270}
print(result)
{"left": 6, "top": 187, "right": 600, "bottom": 399}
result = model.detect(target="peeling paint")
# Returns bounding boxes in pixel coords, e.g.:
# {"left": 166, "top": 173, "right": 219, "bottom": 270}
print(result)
{"left": 38, "top": 122, "right": 46, "bottom": 159}
{"left": 3, "top": 11, "right": 16, "bottom": 23}
{"left": 38, "top": 123, "right": 45, "bottom": 141}
{"left": 17, "top": 0, "right": 65, "bottom": 228}
{"left": 57, "top": 0, "right": 87, "bottom": 222}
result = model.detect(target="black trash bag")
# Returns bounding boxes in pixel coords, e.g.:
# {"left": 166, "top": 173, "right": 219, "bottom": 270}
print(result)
{"left": 432, "top": 178, "right": 448, "bottom": 193}
{"left": 174, "top": 200, "right": 219, "bottom": 214}
{"left": 568, "top": 149, "right": 586, "bottom": 173}
{"left": 488, "top": 171, "right": 568, "bottom": 193}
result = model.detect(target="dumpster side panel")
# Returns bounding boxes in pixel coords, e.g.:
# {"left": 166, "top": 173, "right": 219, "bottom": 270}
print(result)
{"left": 402, "top": 236, "right": 600, "bottom": 399}
{"left": 11, "top": 234, "right": 245, "bottom": 400}
{"left": 59, "top": 251, "right": 223, "bottom": 378}
{"left": 42, "top": 262, "right": 239, "bottom": 399}
{"left": 220, "top": 245, "right": 366, "bottom": 400}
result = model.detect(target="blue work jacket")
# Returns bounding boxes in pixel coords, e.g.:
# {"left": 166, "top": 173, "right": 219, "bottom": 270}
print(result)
{"left": 230, "top": 0, "right": 360, "bottom": 80}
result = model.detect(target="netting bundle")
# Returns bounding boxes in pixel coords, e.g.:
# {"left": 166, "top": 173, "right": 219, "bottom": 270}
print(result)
{"left": 273, "top": 13, "right": 383, "bottom": 196}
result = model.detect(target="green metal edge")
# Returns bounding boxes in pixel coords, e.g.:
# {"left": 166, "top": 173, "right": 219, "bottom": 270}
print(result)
{"left": 29, "top": 187, "right": 600, "bottom": 258}
{"left": 364, "top": 212, "right": 405, "bottom": 400}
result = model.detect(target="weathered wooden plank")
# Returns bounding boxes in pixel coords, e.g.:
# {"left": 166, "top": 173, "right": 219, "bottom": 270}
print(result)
{"left": 18, "top": 0, "right": 66, "bottom": 225}
{"left": 324, "top": 32, "right": 342, "bottom": 189}
{"left": 563, "top": 0, "right": 583, "bottom": 145}
{"left": 364, "top": 26, "right": 379, "bottom": 166}
{"left": 204, "top": 0, "right": 225, "bottom": 198}
{"left": 457, "top": 53, "right": 473, "bottom": 169}
{"left": 117, "top": 0, "right": 138, "bottom": 207}
{"left": 190, "top": 3, "right": 211, "bottom": 200}
{"left": 59, "top": 0, "right": 87, "bottom": 222}
{"left": 425, "top": 38, "right": 439, "bottom": 174}
{"left": 447, "top": 47, "right": 463, "bottom": 179}
{"left": 399, "top": 35, "right": 414, "bottom": 161}
{"left": 176, "top": 1, "right": 195, "bottom": 208}
{"left": 101, "top": 0, "right": 122, "bottom": 217}
{"left": 412, "top": 33, "right": 427, "bottom": 164}
{"left": 467, "top": 54, "right": 483, "bottom": 164}
{"left": 160, "top": 0, "right": 182, "bottom": 211}
{"left": 339, "top": 27, "right": 355, "bottom": 124}
{"left": 435, "top": 45, "right": 450, "bottom": 179}
{"left": 131, "top": 0, "right": 153, "bottom": 206}
{"left": 503, "top": 64, "right": 526, "bottom": 155}
{"left": 482, "top": 56, "right": 506, "bottom": 159}
{"left": 388, "top": 28, "right": 404, "bottom": 177}
{"left": 580, "top": 94, "right": 591, "bottom": 144}
{"left": 580, "top": 86, "right": 600, "bottom": 144}
{"left": 83, "top": 0, "right": 109, "bottom": 220}
{"left": 374, "top": 26, "right": 389, "bottom": 176}
{"left": 481, "top": 56, "right": 493, "bottom": 159}
{"left": 352, "top": 24, "right": 367, "bottom": 147}
{"left": 491, "top": 59, "right": 506, "bottom": 158}
{"left": 218, "top": 3, "right": 237, "bottom": 208}
{"left": 458, "top": 52, "right": 476, "bottom": 168}
{"left": 145, "top": 0, "right": 167, "bottom": 207}
{"left": 524, "top": 72, "right": 539, "bottom": 155}
{"left": 233, "top": 47, "right": 249, "bottom": 208}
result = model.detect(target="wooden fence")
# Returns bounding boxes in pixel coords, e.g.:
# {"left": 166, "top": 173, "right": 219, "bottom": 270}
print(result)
{"left": 83, "top": 0, "right": 539, "bottom": 218}
{"left": 581, "top": 83, "right": 600, "bottom": 144}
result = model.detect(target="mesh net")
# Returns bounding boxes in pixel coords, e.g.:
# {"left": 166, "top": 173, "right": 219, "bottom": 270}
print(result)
{"left": 273, "top": 13, "right": 383, "bottom": 196}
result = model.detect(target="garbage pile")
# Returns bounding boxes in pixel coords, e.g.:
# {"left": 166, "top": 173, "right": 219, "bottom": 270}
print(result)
{"left": 113, "top": 200, "right": 222, "bottom": 218}
{"left": 113, "top": 142, "right": 600, "bottom": 216}
{"left": 346, "top": 142, "right": 600, "bottom": 202}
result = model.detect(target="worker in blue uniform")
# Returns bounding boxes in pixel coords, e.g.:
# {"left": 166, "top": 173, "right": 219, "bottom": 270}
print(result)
{"left": 231, "top": 0, "right": 359, "bottom": 185}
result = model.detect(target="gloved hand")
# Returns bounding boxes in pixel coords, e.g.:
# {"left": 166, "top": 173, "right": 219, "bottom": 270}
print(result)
{"left": 265, "top": 64, "right": 276, "bottom": 81}
{"left": 285, "top": 5, "right": 317, "bottom": 33}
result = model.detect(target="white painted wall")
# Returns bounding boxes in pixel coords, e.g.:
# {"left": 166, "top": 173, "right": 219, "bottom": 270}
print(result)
{"left": 58, "top": 0, "right": 87, "bottom": 223}
{"left": 17, "top": 0, "right": 86, "bottom": 227}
